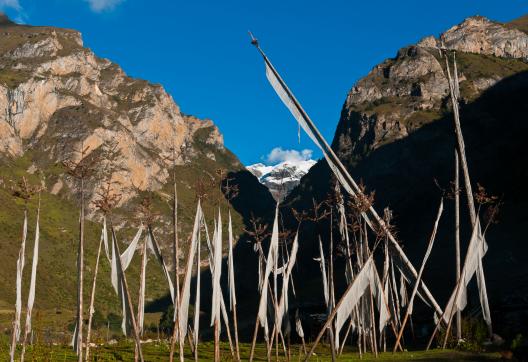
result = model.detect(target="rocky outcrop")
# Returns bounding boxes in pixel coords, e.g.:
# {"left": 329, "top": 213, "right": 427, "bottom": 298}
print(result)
{"left": 334, "top": 16, "right": 528, "bottom": 165}
{"left": 442, "top": 16, "right": 528, "bottom": 59}
{"left": 417, "top": 16, "right": 528, "bottom": 59}
{"left": 0, "top": 17, "right": 241, "bottom": 209}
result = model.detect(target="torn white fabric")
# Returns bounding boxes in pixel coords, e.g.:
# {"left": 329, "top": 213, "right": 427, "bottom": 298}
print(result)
{"left": 295, "top": 309, "right": 304, "bottom": 339}
{"left": 179, "top": 201, "right": 202, "bottom": 339}
{"left": 24, "top": 205, "right": 41, "bottom": 336}
{"left": 276, "top": 232, "right": 299, "bottom": 332}
{"left": 210, "top": 209, "right": 223, "bottom": 327}
{"left": 227, "top": 210, "right": 237, "bottom": 311}
{"left": 334, "top": 258, "right": 375, "bottom": 347}
{"left": 137, "top": 235, "right": 148, "bottom": 335}
{"left": 315, "top": 237, "right": 329, "bottom": 307}
{"left": 442, "top": 218, "right": 490, "bottom": 325}
{"left": 102, "top": 216, "right": 110, "bottom": 262}
{"left": 193, "top": 223, "right": 201, "bottom": 348}
{"left": 14, "top": 210, "right": 28, "bottom": 344}
{"left": 256, "top": 203, "right": 279, "bottom": 337}
{"left": 120, "top": 225, "right": 144, "bottom": 271}
{"left": 147, "top": 229, "right": 175, "bottom": 303}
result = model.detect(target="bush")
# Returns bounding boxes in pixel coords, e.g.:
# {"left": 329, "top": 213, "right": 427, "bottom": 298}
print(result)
{"left": 159, "top": 304, "right": 174, "bottom": 336}
{"left": 436, "top": 317, "right": 489, "bottom": 351}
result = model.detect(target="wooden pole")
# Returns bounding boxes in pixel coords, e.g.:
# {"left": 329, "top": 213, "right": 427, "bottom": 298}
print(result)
{"left": 303, "top": 260, "right": 374, "bottom": 361}
{"left": 338, "top": 319, "right": 353, "bottom": 356}
{"left": 369, "top": 287, "right": 378, "bottom": 357}
{"left": 251, "top": 38, "right": 444, "bottom": 318}
{"left": 454, "top": 150, "right": 462, "bottom": 341}
{"left": 10, "top": 208, "right": 28, "bottom": 362}
{"left": 426, "top": 261, "right": 466, "bottom": 350}
{"left": 85, "top": 226, "right": 104, "bottom": 361}
{"left": 444, "top": 52, "right": 492, "bottom": 340}
{"left": 328, "top": 212, "right": 337, "bottom": 362}
{"left": 135, "top": 236, "right": 148, "bottom": 362}
{"left": 169, "top": 166, "right": 182, "bottom": 362}
{"left": 77, "top": 177, "right": 85, "bottom": 362}
{"left": 20, "top": 197, "right": 41, "bottom": 362}
{"left": 112, "top": 227, "right": 144, "bottom": 362}
{"left": 232, "top": 302, "right": 241, "bottom": 361}
{"left": 138, "top": 234, "right": 148, "bottom": 334}
{"left": 214, "top": 318, "right": 220, "bottom": 362}
{"left": 220, "top": 296, "right": 236, "bottom": 360}
{"left": 393, "top": 199, "right": 443, "bottom": 351}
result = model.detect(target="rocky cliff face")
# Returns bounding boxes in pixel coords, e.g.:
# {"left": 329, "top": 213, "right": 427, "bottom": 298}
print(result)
{"left": 334, "top": 16, "right": 528, "bottom": 166}
{"left": 282, "top": 15, "right": 528, "bottom": 334}
{"left": 0, "top": 14, "right": 240, "bottom": 210}
{"left": 0, "top": 14, "right": 246, "bottom": 312}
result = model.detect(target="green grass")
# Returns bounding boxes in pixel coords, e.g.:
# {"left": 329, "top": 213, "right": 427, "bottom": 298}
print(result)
{"left": 0, "top": 68, "right": 32, "bottom": 88}
{"left": 0, "top": 125, "right": 246, "bottom": 335}
{"left": 0, "top": 334, "right": 503, "bottom": 362}
{"left": 506, "top": 14, "right": 528, "bottom": 35}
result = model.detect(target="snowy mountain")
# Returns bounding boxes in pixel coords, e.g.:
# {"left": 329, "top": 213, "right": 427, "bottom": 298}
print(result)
{"left": 246, "top": 159, "right": 316, "bottom": 201}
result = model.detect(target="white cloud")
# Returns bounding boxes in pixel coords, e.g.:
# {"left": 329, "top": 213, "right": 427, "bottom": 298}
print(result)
{"left": 265, "top": 147, "right": 313, "bottom": 164}
{"left": 85, "top": 0, "right": 124, "bottom": 12}
{"left": 0, "top": 0, "right": 27, "bottom": 24}
{"left": 0, "top": 0, "right": 21, "bottom": 11}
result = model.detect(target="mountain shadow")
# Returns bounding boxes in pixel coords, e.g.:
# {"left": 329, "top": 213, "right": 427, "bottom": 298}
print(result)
{"left": 277, "top": 69, "right": 528, "bottom": 339}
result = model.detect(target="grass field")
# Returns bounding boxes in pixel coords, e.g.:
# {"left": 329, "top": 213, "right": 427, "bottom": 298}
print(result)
{"left": 1, "top": 336, "right": 503, "bottom": 361}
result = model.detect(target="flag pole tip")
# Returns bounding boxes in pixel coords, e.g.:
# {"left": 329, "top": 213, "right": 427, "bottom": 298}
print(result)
{"left": 248, "top": 31, "right": 258, "bottom": 47}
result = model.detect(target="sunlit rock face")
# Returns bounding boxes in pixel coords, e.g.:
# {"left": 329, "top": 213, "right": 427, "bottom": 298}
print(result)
{"left": 0, "top": 15, "right": 239, "bottom": 209}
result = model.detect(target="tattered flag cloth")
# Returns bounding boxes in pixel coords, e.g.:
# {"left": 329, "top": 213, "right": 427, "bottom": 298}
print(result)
{"left": 255, "top": 41, "right": 443, "bottom": 318}
{"left": 120, "top": 225, "right": 144, "bottom": 271}
{"left": 210, "top": 209, "right": 223, "bottom": 327}
{"left": 147, "top": 228, "right": 175, "bottom": 303}
{"left": 102, "top": 216, "right": 110, "bottom": 262}
{"left": 277, "top": 232, "right": 299, "bottom": 332}
{"left": 179, "top": 201, "right": 203, "bottom": 339}
{"left": 108, "top": 229, "right": 132, "bottom": 336}
{"left": 314, "top": 238, "right": 329, "bottom": 307}
{"left": 227, "top": 210, "right": 237, "bottom": 311}
{"left": 334, "top": 258, "right": 389, "bottom": 347}
{"left": 193, "top": 219, "right": 202, "bottom": 349}
{"left": 14, "top": 210, "right": 28, "bottom": 343}
{"left": 24, "top": 202, "right": 41, "bottom": 336}
{"left": 137, "top": 234, "right": 148, "bottom": 335}
{"left": 295, "top": 309, "right": 304, "bottom": 339}
{"left": 110, "top": 225, "right": 143, "bottom": 294}
{"left": 442, "top": 218, "right": 491, "bottom": 325}
{"left": 257, "top": 203, "right": 279, "bottom": 338}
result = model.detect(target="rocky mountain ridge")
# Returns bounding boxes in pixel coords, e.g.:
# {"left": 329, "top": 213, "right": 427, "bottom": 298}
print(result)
{"left": 334, "top": 15, "right": 528, "bottom": 165}
{"left": 0, "top": 14, "right": 240, "bottom": 210}
{"left": 0, "top": 14, "right": 246, "bottom": 314}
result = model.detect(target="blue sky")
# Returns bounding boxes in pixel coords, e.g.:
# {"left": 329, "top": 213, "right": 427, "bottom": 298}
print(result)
{"left": 1, "top": 0, "right": 525, "bottom": 165}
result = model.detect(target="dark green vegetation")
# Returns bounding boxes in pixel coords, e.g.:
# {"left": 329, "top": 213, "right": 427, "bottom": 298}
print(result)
{"left": 0, "top": 136, "right": 245, "bottom": 334}
{"left": 0, "top": 333, "right": 504, "bottom": 361}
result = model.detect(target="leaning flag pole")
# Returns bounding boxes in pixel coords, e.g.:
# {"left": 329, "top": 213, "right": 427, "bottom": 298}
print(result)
{"left": 248, "top": 32, "right": 444, "bottom": 320}
{"left": 393, "top": 198, "right": 444, "bottom": 351}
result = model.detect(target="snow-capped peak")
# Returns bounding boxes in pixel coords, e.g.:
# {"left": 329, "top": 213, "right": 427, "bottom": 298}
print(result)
{"left": 246, "top": 159, "right": 316, "bottom": 200}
